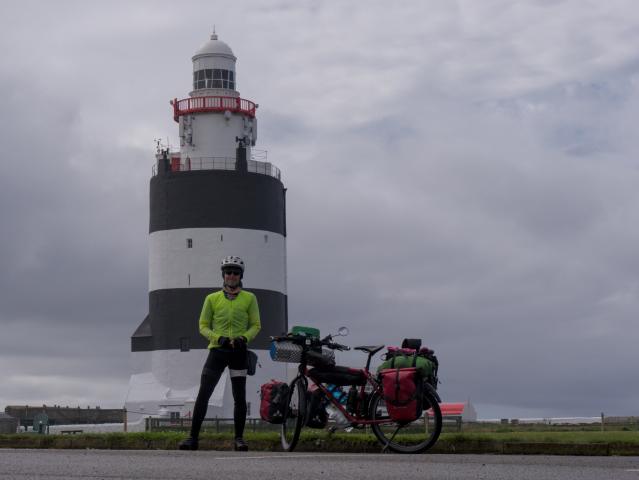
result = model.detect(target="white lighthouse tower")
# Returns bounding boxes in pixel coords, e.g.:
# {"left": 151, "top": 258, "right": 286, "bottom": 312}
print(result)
{"left": 126, "top": 32, "right": 288, "bottom": 420}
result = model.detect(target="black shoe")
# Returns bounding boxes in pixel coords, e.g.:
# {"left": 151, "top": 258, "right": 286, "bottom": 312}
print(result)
{"left": 178, "top": 437, "right": 198, "bottom": 451}
{"left": 234, "top": 437, "right": 248, "bottom": 451}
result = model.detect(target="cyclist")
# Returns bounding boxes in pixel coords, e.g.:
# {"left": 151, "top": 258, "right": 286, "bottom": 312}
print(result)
{"left": 179, "top": 255, "right": 261, "bottom": 451}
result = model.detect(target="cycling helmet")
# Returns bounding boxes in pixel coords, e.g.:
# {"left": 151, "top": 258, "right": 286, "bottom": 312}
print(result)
{"left": 220, "top": 255, "right": 245, "bottom": 273}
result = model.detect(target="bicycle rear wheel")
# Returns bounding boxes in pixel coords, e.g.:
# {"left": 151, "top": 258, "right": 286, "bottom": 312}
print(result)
{"left": 281, "top": 376, "right": 306, "bottom": 452}
{"left": 369, "top": 388, "right": 442, "bottom": 453}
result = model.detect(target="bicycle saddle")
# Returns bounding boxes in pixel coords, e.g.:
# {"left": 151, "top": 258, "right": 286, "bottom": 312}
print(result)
{"left": 354, "top": 345, "right": 384, "bottom": 355}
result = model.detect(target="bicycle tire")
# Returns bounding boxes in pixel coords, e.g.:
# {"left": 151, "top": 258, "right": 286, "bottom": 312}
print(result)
{"left": 369, "top": 388, "right": 442, "bottom": 453}
{"left": 281, "top": 376, "right": 306, "bottom": 452}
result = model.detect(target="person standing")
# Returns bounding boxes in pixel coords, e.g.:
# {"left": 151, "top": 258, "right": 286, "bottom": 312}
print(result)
{"left": 179, "top": 256, "right": 261, "bottom": 451}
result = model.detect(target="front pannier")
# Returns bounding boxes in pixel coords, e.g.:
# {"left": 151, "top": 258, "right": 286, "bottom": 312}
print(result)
{"left": 305, "top": 386, "right": 328, "bottom": 428}
{"left": 380, "top": 367, "right": 423, "bottom": 423}
{"left": 307, "top": 366, "right": 367, "bottom": 386}
{"left": 260, "top": 380, "right": 289, "bottom": 424}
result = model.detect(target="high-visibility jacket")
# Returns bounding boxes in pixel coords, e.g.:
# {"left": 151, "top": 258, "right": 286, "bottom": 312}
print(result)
{"left": 199, "top": 290, "right": 261, "bottom": 349}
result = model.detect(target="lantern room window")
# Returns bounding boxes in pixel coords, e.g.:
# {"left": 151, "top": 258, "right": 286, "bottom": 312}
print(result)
{"left": 193, "top": 69, "right": 235, "bottom": 90}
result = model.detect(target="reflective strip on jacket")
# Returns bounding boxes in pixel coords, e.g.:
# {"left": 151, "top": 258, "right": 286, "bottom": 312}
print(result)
{"left": 199, "top": 290, "right": 261, "bottom": 348}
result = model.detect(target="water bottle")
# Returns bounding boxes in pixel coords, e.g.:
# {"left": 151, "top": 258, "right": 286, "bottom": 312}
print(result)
{"left": 326, "top": 404, "right": 350, "bottom": 428}
{"left": 346, "top": 386, "right": 358, "bottom": 414}
{"left": 326, "top": 384, "right": 347, "bottom": 404}
{"left": 325, "top": 385, "right": 350, "bottom": 428}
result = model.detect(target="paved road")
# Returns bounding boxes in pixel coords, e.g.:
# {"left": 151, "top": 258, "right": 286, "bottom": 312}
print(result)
{"left": 1, "top": 449, "right": 638, "bottom": 479}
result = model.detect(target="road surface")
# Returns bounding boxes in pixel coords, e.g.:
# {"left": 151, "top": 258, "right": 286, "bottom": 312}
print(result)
{"left": 0, "top": 449, "right": 638, "bottom": 479}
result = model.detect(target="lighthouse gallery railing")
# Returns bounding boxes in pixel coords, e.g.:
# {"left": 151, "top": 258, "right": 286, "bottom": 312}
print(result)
{"left": 172, "top": 96, "right": 256, "bottom": 121}
{"left": 152, "top": 156, "right": 281, "bottom": 180}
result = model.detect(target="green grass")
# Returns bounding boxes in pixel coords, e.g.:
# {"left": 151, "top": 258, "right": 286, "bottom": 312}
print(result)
{"left": 5, "top": 430, "right": 638, "bottom": 444}
{"left": 441, "top": 431, "right": 639, "bottom": 444}
{"left": 1, "top": 429, "right": 639, "bottom": 454}
{"left": 459, "top": 423, "right": 639, "bottom": 433}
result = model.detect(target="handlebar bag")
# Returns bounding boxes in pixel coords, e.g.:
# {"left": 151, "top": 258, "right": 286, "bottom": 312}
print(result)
{"left": 380, "top": 367, "right": 423, "bottom": 423}
{"left": 260, "top": 380, "right": 289, "bottom": 424}
{"left": 308, "top": 366, "right": 367, "bottom": 386}
{"left": 291, "top": 325, "right": 320, "bottom": 340}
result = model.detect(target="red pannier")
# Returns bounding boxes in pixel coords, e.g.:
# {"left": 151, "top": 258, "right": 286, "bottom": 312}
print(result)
{"left": 260, "top": 380, "right": 289, "bottom": 424}
{"left": 380, "top": 367, "right": 423, "bottom": 423}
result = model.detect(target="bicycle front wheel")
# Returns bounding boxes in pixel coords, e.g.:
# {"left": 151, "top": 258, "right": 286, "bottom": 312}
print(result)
{"left": 369, "top": 388, "right": 442, "bottom": 453}
{"left": 281, "top": 376, "right": 307, "bottom": 452}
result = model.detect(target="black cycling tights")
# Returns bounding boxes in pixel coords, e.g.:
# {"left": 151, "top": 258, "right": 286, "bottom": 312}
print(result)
{"left": 190, "top": 348, "right": 247, "bottom": 439}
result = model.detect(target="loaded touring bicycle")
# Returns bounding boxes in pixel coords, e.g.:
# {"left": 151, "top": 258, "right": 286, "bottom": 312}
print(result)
{"left": 263, "top": 327, "right": 442, "bottom": 454}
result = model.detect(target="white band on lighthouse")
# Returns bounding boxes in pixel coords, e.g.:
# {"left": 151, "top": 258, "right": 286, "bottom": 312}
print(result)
{"left": 148, "top": 227, "right": 287, "bottom": 294}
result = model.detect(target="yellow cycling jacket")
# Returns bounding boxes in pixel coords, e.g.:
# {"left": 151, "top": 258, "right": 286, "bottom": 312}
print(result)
{"left": 199, "top": 290, "right": 261, "bottom": 349}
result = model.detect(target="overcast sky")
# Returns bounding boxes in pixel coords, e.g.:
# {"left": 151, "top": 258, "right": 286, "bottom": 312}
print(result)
{"left": 1, "top": 0, "right": 638, "bottom": 420}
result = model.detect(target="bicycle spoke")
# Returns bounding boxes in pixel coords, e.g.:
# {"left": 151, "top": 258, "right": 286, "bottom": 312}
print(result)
{"left": 369, "top": 389, "right": 442, "bottom": 454}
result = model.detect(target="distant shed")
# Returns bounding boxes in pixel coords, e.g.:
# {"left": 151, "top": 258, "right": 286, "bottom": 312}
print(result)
{"left": 439, "top": 402, "right": 478, "bottom": 422}
{"left": 0, "top": 412, "right": 18, "bottom": 434}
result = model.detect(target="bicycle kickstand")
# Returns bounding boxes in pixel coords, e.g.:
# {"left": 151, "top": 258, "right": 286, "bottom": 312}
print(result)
{"left": 381, "top": 425, "right": 402, "bottom": 453}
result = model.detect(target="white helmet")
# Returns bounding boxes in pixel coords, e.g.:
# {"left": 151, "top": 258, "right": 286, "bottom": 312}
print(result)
{"left": 220, "top": 255, "right": 245, "bottom": 273}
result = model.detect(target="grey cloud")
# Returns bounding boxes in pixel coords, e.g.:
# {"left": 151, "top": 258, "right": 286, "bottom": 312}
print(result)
{"left": 283, "top": 79, "right": 639, "bottom": 415}
{"left": 2, "top": 0, "right": 639, "bottom": 418}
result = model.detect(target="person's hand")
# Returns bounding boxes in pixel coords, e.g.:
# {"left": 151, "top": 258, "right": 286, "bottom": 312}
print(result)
{"left": 232, "top": 336, "right": 247, "bottom": 350}
{"left": 218, "top": 336, "right": 231, "bottom": 348}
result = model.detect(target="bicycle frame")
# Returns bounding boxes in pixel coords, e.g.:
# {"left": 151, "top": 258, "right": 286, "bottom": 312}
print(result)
{"left": 297, "top": 363, "right": 396, "bottom": 426}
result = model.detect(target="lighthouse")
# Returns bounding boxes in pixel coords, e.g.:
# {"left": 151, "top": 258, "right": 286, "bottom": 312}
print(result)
{"left": 125, "top": 32, "right": 288, "bottom": 420}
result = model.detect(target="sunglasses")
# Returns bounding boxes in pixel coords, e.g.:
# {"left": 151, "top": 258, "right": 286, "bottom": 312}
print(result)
{"left": 224, "top": 269, "right": 242, "bottom": 276}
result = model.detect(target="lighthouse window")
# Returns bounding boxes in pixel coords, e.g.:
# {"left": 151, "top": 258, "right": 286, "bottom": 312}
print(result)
{"left": 186, "top": 238, "right": 193, "bottom": 248}
{"left": 193, "top": 69, "right": 236, "bottom": 91}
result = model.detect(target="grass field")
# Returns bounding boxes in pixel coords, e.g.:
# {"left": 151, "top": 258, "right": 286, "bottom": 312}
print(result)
{"left": 1, "top": 429, "right": 639, "bottom": 454}
{"left": 443, "top": 431, "right": 639, "bottom": 444}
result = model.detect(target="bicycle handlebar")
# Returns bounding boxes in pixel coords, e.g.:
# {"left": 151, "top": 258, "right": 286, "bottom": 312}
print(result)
{"left": 320, "top": 334, "right": 350, "bottom": 351}
{"left": 271, "top": 334, "right": 351, "bottom": 351}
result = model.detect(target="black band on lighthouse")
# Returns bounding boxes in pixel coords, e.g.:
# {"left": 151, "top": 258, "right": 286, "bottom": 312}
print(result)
{"left": 132, "top": 288, "right": 288, "bottom": 352}
{"left": 150, "top": 170, "right": 286, "bottom": 235}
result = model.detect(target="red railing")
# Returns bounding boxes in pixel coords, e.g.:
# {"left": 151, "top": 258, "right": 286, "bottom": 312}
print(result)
{"left": 172, "top": 96, "right": 256, "bottom": 121}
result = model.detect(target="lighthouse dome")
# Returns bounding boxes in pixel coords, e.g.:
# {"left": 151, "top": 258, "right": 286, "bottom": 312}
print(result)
{"left": 193, "top": 33, "right": 236, "bottom": 61}
{"left": 191, "top": 33, "right": 238, "bottom": 95}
